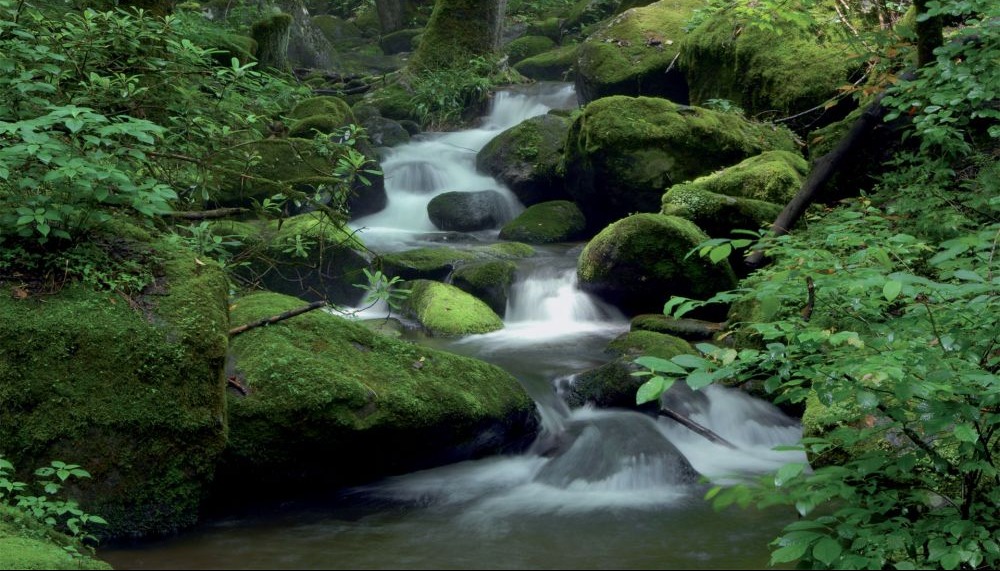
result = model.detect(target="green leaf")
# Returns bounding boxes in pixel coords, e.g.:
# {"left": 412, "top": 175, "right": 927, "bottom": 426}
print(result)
{"left": 686, "top": 370, "right": 715, "bottom": 390}
{"left": 770, "top": 541, "right": 809, "bottom": 564}
{"left": 883, "top": 279, "right": 903, "bottom": 301}
{"left": 708, "top": 244, "right": 731, "bottom": 264}
{"left": 671, "top": 354, "right": 709, "bottom": 369}
{"left": 953, "top": 424, "right": 979, "bottom": 443}
{"left": 774, "top": 462, "right": 805, "bottom": 486}
{"left": 634, "top": 356, "right": 686, "bottom": 375}
{"left": 812, "top": 537, "right": 842, "bottom": 566}
{"left": 637, "top": 376, "right": 673, "bottom": 405}
{"left": 952, "top": 269, "right": 985, "bottom": 282}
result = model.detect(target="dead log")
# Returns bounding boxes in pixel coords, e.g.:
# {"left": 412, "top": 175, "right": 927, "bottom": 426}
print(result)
{"left": 659, "top": 407, "right": 737, "bottom": 449}
{"left": 228, "top": 300, "right": 328, "bottom": 338}
{"left": 167, "top": 207, "right": 249, "bottom": 220}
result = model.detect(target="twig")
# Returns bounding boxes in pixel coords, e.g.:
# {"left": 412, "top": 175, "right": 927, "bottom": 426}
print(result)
{"left": 229, "top": 300, "right": 328, "bottom": 338}
{"left": 659, "top": 407, "right": 737, "bottom": 448}
{"left": 801, "top": 276, "right": 816, "bottom": 321}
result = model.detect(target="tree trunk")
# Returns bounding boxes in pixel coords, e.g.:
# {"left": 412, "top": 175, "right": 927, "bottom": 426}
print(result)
{"left": 913, "top": 0, "right": 943, "bottom": 67}
{"left": 408, "top": 0, "right": 506, "bottom": 71}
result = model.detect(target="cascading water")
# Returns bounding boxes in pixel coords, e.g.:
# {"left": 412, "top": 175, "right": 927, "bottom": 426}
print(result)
{"left": 101, "top": 83, "right": 806, "bottom": 570}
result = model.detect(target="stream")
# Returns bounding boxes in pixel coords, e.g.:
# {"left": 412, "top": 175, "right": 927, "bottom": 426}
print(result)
{"left": 101, "top": 83, "right": 805, "bottom": 570}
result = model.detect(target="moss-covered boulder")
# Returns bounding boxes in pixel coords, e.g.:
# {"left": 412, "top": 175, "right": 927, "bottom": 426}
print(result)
{"left": 381, "top": 242, "right": 534, "bottom": 281}
{"left": 312, "top": 14, "right": 365, "bottom": 48}
{"left": 477, "top": 113, "right": 572, "bottom": 206}
{"left": 0, "top": 507, "right": 111, "bottom": 570}
{"left": 564, "top": 330, "right": 693, "bottom": 409}
{"left": 677, "top": 150, "right": 808, "bottom": 203}
{"left": 361, "top": 115, "right": 412, "bottom": 148}
{"left": 563, "top": 0, "right": 657, "bottom": 38}
{"left": 564, "top": 96, "right": 797, "bottom": 229}
{"left": 220, "top": 292, "right": 535, "bottom": 490}
{"left": 499, "top": 201, "right": 587, "bottom": 243}
{"left": 288, "top": 95, "right": 355, "bottom": 124}
{"left": 661, "top": 186, "right": 781, "bottom": 238}
{"left": 232, "top": 212, "right": 372, "bottom": 306}
{"left": 575, "top": 0, "right": 701, "bottom": 104}
{"left": 381, "top": 27, "right": 423, "bottom": 54}
{"left": 401, "top": 280, "right": 504, "bottom": 335}
{"left": 451, "top": 260, "right": 517, "bottom": 316}
{"left": 0, "top": 244, "right": 229, "bottom": 539}
{"left": 630, "top": 313, "right": 723, "bottom": 340}
{"left": 427, "top": 190, "right": 512, "bottom": 232}
{"left": 577, "top": 213, "right": 737, "bottom": 315}
{"left": 513, "top": 44, "right": 579, "bottom": 81}
{"left": 506, "top": 35, "right": 556, "bottom": 65}
{"left": 275, "top": 0, "right": 335, "bottom": 69}
{"left": 213, "top": 137, "right": 387, "bottom": 220}
{"left": 680, "top": 0, "right": 858, "bottom": 127}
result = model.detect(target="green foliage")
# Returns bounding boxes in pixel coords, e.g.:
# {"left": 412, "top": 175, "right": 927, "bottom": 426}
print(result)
{"left": 354, "top": 268, "right": 411, "bottom": 311}
{"left": 409, "top": 56, "right": 506, "bottom": 128}
{"left": 0, "top": 457, "right": 106, "bottom": 558}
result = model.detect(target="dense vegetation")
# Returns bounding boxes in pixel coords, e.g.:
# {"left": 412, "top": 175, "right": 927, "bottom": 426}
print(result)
{"left": 0, "top": 0, "right": 997, "bottom": 567}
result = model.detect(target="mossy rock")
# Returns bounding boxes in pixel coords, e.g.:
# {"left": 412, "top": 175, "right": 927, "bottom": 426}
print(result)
{"left": 0, "top": 507, "right": 111, "bottom": 570}
{"left": 477, "top": 113, "right": 572, "bottom": 206}
{"left": 362, "top": 83, "right": 422, "bottom": 123}
{"left": 575, "top": 0, "right": 702, "bottom": 104}
{"left": 564, "top": 330, "right": 693, "bottom": 409}
{"left": 499, "top": 201, "right": 587, "bottom": 243}
{"left": 213, "top": 137, "right": 387, "bottom": 219}
{"left": 526, "top": 17, "right": 563, "bottom": 42}
{"left": 401, "top": 280, "right": 504, "bottom": 335}
{"left": 630, "top": 313, "right": 723, "bottom": 340}
{"left": 288, "top": 95, "right": 355, "bottom": 123}
{"left": 288, "top": 114, "right": 354, "bottom": 138}
{"left": 361, "top": 115, "right": 411, "bottom": 148}
{"left": 564, "top": 95, "right": 798, "bottom": 229}
{"left": 506, "top": 35, "right": 556, "bottom": 65}
{"left": 232, "top": 212, "right": 371, "bottom": 306}
{"left": 427, "top": 190, "right": 512, "bottom": 232}
{"left": 563, "top": 0, "right": 657, "bottom": 38}
{"left": 513, "top": 44, "right": 579, "bottom": 81}
{"left": 451, "top": 260, "right": 517, "bottom": 316}
{"left": 661, "top": 185, "right": 782, "bottom": 238}
{"left": 381, "top": 242, "right": 535, "bottom": 281}
{"left": 680, "top": 0, "right": 858, "bottom": 129}
{"left": 577, "top": 213, "right": 737, "bottom": 316}
{"left": 251, "top": 12, "right": 293, "bottom": 71}
{"left": 221, "top": 292, "right": 535, "bottom": 490}
{"left": 381, "top": 27, "right": 424, "bottom": 54}
{"left": 674, "top": 150, "right": 808, "bottom": 204}
{"left": 312, "top": 14, "right": 364, "bottom": 46}
{"left": 0, "top": 242, "right": 229, "bottom": 539}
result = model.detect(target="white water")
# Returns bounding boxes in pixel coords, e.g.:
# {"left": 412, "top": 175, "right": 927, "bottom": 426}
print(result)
{"left": 350, "top": 83, "right": 577, "bottom": 251}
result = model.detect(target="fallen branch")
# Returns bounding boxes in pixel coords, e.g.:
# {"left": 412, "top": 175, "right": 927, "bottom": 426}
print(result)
{"left": 800, "top": 276, "right": 816, "bottom": 322}
{"left": 167, "top": 207, "right": 249, "bottom": 220}
{"left": 229, "top": 300, "right": 328, "bottom": 338}
{"left": 660, "top": 407, "right": 737, "bottom": 449}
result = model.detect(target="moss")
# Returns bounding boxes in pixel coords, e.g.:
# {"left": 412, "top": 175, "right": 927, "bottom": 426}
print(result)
{"left": 660, "top": 185, "right": 781, "bottom": 237}
{"left": 380, "top": 28, "right": 424, "bottom": 54}
{"left": 222, "top": 292, "right": 534, "bottom": 488}
{"left": 407, "top": 0, "right": 504, "bottom": 71}
{"left": 564, "top": 95, "right": 798, "bottom": 229}
{"left": 402, "top": 279, "right": 504, "bottom": 335}
{"left": 250, "top": 13, "right": 293, "bottom": 71}
{"left": 565, "top": 330, "right": 693, "bottom": 409}
{"left": 0, "top": 241, "right": 229, "bottom": 539}
{"left": 526, "top": 17, "right": 563, "bottom": 42}
{"left": 506, "top": 35, "right": 556, "bottom": 65}
{"left": 0, "top": 507, "right": 111, "bottom": 570}
{"left": 311, "top": 14, "right": 363, "bottom": 44}
{"left": 577, "top": 213, "right": 737, "bottom": 315}
{"left": 680, "top": 0, "right": 858, "bottom": 127}
{"left": 499, "top": 201, "right": 587, "bottom": 243}
{"left": 288, "top": 114, "right": 353, "bottom": 138}
{"left": 677, "top": 150, "right": 807, "bottom": 203}
{"left": 451, "top": 260, "right": 517, "bottom": 315}
{"left": 477, "top": 113, "right": 572, "bottom": 206}
{"left": 563, "top": 0, "right": 657, "bottom": 37}
{"left": 630, "top": 313, "right": 722, "bottom": 340}
{"left": 288, "top": 95, "right": 355, "bottom": 122}
{"left": 575, "top": 0, "right": 702, "bottom": 104}
{"left": 363, "top": 83, "right": 423, "bottom": 123}
{"left": 381, "top": 242, "right": 534, "bottom": 281}
{"left": 513, "top": 43, "right": 579, "bottom": 81}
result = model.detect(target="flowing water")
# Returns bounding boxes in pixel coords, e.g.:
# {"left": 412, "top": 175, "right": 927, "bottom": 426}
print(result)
{"left": 101, "top": 83, "right": 805, "bottom": 570}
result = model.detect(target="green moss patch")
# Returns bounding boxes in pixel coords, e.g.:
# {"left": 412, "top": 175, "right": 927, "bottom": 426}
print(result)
{"left": 477, "top": 113, "right": 572, "bottom": 206}
{"left": 513, "top": 44, "right": 579, "bottom": 81}
{"left": 0, "top": 507, "right": 111, "bottom": 570}
{"left": 402, "top": 279, "right": 504, "bottom": 335}
{"left": 381, "top": 242, "right": 534, "bottom": 281}
{"left": 506, "top": 35, "right": 556, "bottom": 65}
{"left": 499, "top": 201, "right": 587, "bottom": 243}
{"left": 661, "top": 185, "right": 781, "bottom": 238}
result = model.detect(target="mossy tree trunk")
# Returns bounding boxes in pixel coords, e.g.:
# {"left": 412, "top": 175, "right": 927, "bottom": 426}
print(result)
{"left": 913, "top": 0, "right": 943, "bottom": 67}
{"left": 407, "top": 0, "right": 507, "bottom": 71}
{"left": 251, "top": 13, "right": 293, "bottom": 72}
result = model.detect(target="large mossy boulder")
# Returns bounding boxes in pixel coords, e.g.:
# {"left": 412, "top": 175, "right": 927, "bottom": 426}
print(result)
{"left": 427, "top": 190, "right": 512, "bottom": 232}
{"left": 221, "top": 292, "right": 535, "bottom": 490}
{"left": 680, "top": 0, "right": 857, "bottom": 127}
{"left": 230, "top": 212, "right": 373, "bottom": 306}
{"left": 564, "top": 96, "right": 798, "bottom": 229}
{"left": 630, "top": 313, "right": 723, "bottom": 340}
{"left": 0, "top": 507, "right": 111, "bottom": 570}
{"left": 575, "top": 0, "right": 702, "bottom": 105}
{"left": 513, "top": 44, "right": 579, "bottom": 81}
{"left": 499, "top": 201, "right": 587, "bottom": 243}
{"left": 564, "top": 330, "right": 693, "bottom": 409}
{"left": 661, "top": 186, "right": 781, "bottom": 238}
{"left": 287, "top": 95, "right": 357, "bottom": 139}
{"left": 213, "top": 137, "right": 388, "bottom": 220}
{"left": 381, "top": 242, "right": 535, "bottom": 281}
{"left": 450, "top": 260, "right": 517, "bottom": 316}
{"left": 673, "top": 150, "right": 808, "bottom": 203}
{"left": 563, "top": 0, "right": 658, "bottom": 37}
{"left": 577, "top": 213, "right": 737, "bottom": 315}
{"left": 505, "top": 35, "right": 556, "bottom": 65}
{"left": 402, "top": 280, "right": 505, "bottom": 335}
{"left": 477, "top": 113, "right": 572, "bottom": 207}
{"left": 0, "top": 244, "right": 230, "bottom": 539}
